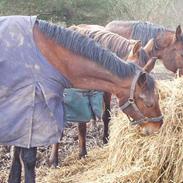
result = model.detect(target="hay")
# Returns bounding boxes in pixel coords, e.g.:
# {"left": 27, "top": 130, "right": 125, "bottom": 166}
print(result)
{"left": 44, "top": 77, "right": 183, "bottom": 183}
{"left": 103, "top": 78, "right": 183, "bottom": 183}
{"left": 36, "top": 147, "right": 107, "bottom": 183}
{"left": 102, "top": 77, "right": 183, "bottom": 183}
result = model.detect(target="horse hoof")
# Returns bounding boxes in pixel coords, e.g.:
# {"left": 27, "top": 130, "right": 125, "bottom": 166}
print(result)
{"left": 50, "top": 165, "right": 60, "bottom": 169}
{"left": 48, "top": 159, "right": 59, "bottom": 168}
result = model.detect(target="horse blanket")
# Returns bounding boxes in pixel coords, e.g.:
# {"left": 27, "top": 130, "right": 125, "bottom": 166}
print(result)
{"left": 64, "top": 89, "right": 103, "bottom": 122}
{"left": 0, "top": 16, "right": 71, "bottom": 148}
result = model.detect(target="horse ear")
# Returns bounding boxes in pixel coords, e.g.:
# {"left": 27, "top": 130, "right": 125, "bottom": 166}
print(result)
{"left": 138, "top": 72, "right": 147, "bottom": 87}
{"left": 143, "top": 57, "right": 158, "bottom": 73}
{"left": 144, "top": 39, "right": 154, "bottom": 53}
{"left": 132, "top": 40, "right": 142, "bottom": 55}
{"left": 176, "top": 25, "right": 182, "bottom": 41}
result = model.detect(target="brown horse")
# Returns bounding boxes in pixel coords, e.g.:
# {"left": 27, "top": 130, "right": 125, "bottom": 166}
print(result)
{"left": 5, "top": 16, "right": 163, "bottom": 183}
{"left": 105, "top": 20, "right": 183, "bottom": 75}
{"left": 49, "top": 26, "right": 158, "bottom": 167}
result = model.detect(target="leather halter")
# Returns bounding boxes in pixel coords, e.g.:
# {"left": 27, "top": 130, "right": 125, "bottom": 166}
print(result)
{"left": 119, "top": 70, "right": 163, "bottom": 125}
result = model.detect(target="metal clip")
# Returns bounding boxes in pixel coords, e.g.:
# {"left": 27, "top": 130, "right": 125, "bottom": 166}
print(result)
{"left": 128, "top": 98, "right": 134, "bottom": 104}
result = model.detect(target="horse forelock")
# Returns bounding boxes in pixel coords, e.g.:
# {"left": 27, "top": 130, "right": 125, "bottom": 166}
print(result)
{"left": 145, "top": 73, "right": 156, "bottom": 94}
{"left": 36, "top": 20, "right": 141, "bottom": 79}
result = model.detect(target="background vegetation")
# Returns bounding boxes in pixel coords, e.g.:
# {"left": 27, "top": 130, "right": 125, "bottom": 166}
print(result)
{"left": 0, "top": 0, "right": 182, "bottom": 28}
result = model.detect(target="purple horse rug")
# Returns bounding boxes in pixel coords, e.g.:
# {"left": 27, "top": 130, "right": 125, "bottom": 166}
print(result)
{"left": 0, "top": 16, "right": 71, "bottom": 148}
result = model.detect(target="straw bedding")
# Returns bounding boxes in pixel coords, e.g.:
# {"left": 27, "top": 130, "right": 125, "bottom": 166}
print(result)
{"left": 40, "top": 77, "right": 183, "bottom": 183}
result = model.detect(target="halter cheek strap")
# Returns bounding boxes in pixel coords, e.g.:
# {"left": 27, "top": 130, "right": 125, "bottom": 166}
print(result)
{"left": 119, "top": 70, "right": 163, "bottom": 125}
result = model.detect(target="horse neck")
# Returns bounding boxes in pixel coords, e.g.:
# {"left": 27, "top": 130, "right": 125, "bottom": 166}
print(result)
{"left": 74, "top": 28, "right": 132, "bottom": 60}
{"left": 99, "top": 34, "right": 132, "bottom": 59}
{"left": 33, "top": 26, "right": 132, "bottom": 95}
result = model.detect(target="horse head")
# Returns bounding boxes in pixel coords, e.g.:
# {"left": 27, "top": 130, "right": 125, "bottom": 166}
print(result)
{"left": 116, "top": 63, "right": 162, "bottom": 135}
{"left": 127, "top": 40, "right": 157, "bottom": 72}
{"left": 143, "top": 25, "right": 183, "bottom": 75}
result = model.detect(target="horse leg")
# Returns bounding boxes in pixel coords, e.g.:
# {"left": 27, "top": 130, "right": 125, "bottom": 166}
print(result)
{"left": 8, "top": 146, "right": 22, "bottom": 183}
{"left": 102, "top": 92, "right": 111, "bottom": 144}
{"left": 178, "top": 68, "right": 183, "bottom": 77}
{"left": 49, "top": 132, "right": 63, "bottom": 167}
{"left": 49, "top": 143, "right": 60, "bottom": 167}
{"left": 21, "top": 147, "right": 37, "bottom": 183}
{"left": 78, "top": 123, "right": 87, "bottom": 159}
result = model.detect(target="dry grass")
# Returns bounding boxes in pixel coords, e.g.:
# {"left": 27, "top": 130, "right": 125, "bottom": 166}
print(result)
{"left": 40, "top": 77, "right": 183, "bottom": 183}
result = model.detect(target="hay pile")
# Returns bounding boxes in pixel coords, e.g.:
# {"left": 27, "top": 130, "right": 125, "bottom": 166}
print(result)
{"left": 44, "top": 77, "right": 183, "bottom": 183}
{"left": 104, "top": 78, "right": 183, "bottom": 183}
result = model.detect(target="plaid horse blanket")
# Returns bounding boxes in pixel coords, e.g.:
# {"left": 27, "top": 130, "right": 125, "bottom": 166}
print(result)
{"left": 0, "top": 16, "right": 71, "bottom": 148}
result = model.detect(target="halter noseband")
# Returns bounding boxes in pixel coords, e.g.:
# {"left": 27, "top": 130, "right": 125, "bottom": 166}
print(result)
{"left": 119, "top": 70, "right": 163, "bottom": 125}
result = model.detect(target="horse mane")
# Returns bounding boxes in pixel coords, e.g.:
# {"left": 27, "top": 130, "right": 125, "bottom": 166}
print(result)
{"left": 131, "top": 21, "right": 169, "bottom": 46}
{"left": 37, "top": 20, "right": 138, "bottom": 78}
{"left": 36, "top": 20, "right": 155, "bottom": 91}
{"left": 69, "top": 25, "right": 133, "bottom": 59}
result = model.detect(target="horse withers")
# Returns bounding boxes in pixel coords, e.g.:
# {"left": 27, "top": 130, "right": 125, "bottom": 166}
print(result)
{"left": 105, "top": 20, "right": 183, "bottom": 75}
{"left": 0, "top": 16, "right": 163, "bottom": 183}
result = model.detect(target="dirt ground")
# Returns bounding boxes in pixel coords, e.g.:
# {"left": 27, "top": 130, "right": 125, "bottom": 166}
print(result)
{"left": 0, "top": 61, "right": 175, "bottom": 183}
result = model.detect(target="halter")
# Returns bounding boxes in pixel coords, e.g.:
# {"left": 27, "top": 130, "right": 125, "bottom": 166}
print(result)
{"left": 119, "top": 70, "right": 163, "bottom": 125}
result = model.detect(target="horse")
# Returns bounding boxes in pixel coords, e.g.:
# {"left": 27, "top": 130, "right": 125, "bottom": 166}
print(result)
{"left": 49, "top": 26, "right": 158, "bottom": 167}
{"left": 0, "top": 16, "right": 163, "bottom": 183}
{"left": 105, "top": 20, "right": 183, "bottom": 75}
